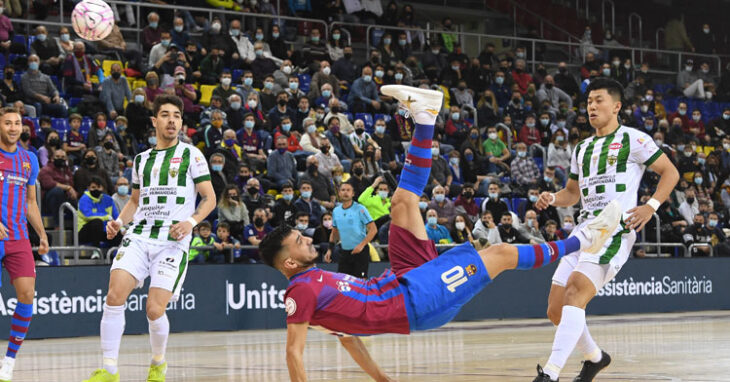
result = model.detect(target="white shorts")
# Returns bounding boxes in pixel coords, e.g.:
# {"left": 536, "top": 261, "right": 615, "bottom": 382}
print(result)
{"left": 111, "top": 235, "right": 190, "bottom": 301}
{"left": 552, "top": 219, "right": 636, "bottom": 291}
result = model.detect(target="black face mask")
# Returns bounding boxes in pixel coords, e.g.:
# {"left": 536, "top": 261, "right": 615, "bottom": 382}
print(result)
{"left": 48, "top": 138, "right": 60, "bottom": 147}
{"left": 247, "top": 187, "right": 259, "bottom": 196}
{"left": 558, "top": 67, "right": 567, "bottom": 74}
{"left": 320, "top": 145, "right": 329, "bottom": 153}
{"left": 513, "top": 97, "right": 521, "bottom": 103}
{"left": 5, "top": 71, "right": 13, "bottom": 78}
{"left": 307, "top": 163, "right": 318, "bottom": 174}
{"left": 278, "top": 99, "right": 287, "bottom": 106}
{"left": 353, "top": 167, "right": 364, "bottom": 176}
{"left": 104, "top": 141, "right": 114, "bottom": 150}
{"left": 695, "top": 222, "right": 703, "bottom": 229}
{"left": 687, "top": 197, "right": 695, "bottom": 204}
{"left": 90, "top": 189, "right": 103, "bottom": 198}
{"left": 570, "top": 133, "right": 580, "bottom": 140}
{"left": 545, "top": 83, "right": 553, "bottom": 89}
{"left": 111, "top": 72, "right": 121, "bottom": 80}
{"left": 462, "top": 191, "right": 473, "bottom": 199}
{"left": 20, "top": 132, "right": 30, "bottom": 142}
{"left": 355, "top": 128, "right": 364, "bottom": 135}
{"left": 254, "top": 217, "right": 264, "bottom": 227}
{"left": 53, "top": 158, "right": 66, "bottom": 168}
{"left": 344, "top": 53, "right": 352, "bottom": 60}
{"left": 330, "top": 106, "right": 340, "bottom": 114}
{"left": 85, "top": 156, "right": 97, "bottom": 166}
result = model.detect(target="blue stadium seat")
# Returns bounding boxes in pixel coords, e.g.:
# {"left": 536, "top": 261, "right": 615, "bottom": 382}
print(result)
{"left": 28, "top": 117, "right": 40, "bottom": 138}
{"left": 0, "top": 54, "right": 5, "bottom": 70}
{"left": 7, "top": 54, "right": 24, "bottom": 67}
{"left": 11, "top": 35, "right": 25, "bottom": 47}
{"left": 511, "top": 197, "right": 525, "bottom": 212}
{"left": 80, "top": 119, "right": 93, "bottom": 138}
{"left": 232, "top": 69, "right": 243, "bottom": 84}
{"left": 374, "top": 113, "right": 391, "bottom": 124}
{"left": 355, "top": 113, "right": 374, "bottom": 130}
{"left": 26, "top": 35, "right": 36, "bottom": 52}
{"left": 68, "top": 97, "right": 82, "bottom": 108}
{"left": 298, "top": 73, "right": 311, "bottom": 93}
{"left": 107, "top": 120, "right": 115, "bottom": 132}
{"left": 13, "top": 72, "right": 22, "bottom": 85}
{"left": 343, "top": 112, "right": 353, "bottom": 121}
{"left": 534, "top": 156, "right": 544, "bottom": 172}
{"left": 474, "top": 197, "right": 484, "bottom": 208}
{"left": 51, "top": 118, "right": 69, "bottom": 135}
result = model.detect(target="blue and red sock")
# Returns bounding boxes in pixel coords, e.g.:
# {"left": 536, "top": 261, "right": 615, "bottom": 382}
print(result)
{"left": 515, "top": 236, "right": 581, "bottom": 269}
{"left": 7, "top": 302, "right": 32, "bottom": 358}
{"left": 398, "top": 123, "right": 434, "bottom": 196}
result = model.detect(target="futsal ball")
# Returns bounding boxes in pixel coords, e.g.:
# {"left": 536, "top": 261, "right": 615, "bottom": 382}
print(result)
{"left": 71, "top": 0, "right": 114, "bottom": 41}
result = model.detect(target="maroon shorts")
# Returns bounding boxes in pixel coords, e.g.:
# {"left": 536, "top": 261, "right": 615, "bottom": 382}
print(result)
{"left": 0, "top": 239, "right": 36, "bottom": 284}
{"left": 388, "top": 224, "right": 438, "bottom": 278}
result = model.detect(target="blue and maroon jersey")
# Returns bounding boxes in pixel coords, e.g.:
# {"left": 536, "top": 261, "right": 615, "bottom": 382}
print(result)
{"left": 284, "top": 267, "right": 410, "bottom": 335}
{"left": 0, "top": 147, "right": 39, "bottom": 240}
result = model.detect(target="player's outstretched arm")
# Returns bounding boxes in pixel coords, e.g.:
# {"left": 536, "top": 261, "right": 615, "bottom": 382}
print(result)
{"left": 536, "top": 178, "right": 581, "bottom": 210}
{"left": 26, "top": 184, "right": 48, "bottom": 254}
{"left": 286, "top": 322, "right": 309, "bottom": 382}
{"left": 626, "top": 154, "right": 679, "bottom": 231}
{"left": 339, "top": 336, "right": 395, "bottom": 382}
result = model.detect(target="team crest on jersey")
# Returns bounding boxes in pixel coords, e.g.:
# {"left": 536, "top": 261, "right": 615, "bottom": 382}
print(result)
{"left": 465, "top": 264, "right": 477, "bottom": 276}
{"left": 169, "top": 167, "right": 179, "bottom": 177}
{"left": 122, "top": 238, "right": 131, "bottom": 247}
{"left": 607, "top": 155, "right": 617, "bottom": 166}
{"left": 285, "top": 297, "right": 297, "bottom": 316}
{"left": 22, "top": 162, "right": 30, "bottom": 172}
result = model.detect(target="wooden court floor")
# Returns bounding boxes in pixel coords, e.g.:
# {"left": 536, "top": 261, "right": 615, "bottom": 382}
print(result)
{"left": 10, "top": 311, "right": 730, "bottom": 381}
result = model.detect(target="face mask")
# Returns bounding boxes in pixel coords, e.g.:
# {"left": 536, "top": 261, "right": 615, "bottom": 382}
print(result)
{"left": 352, "top": 167, "right": 364, "bottom": 176}
{"left": 61, "top": 33, "right": 70, "bottom": 42}
{"left": 678, "top": 109, "right": 687, "bottom": 116}
{"left": 698, "top": 157, "right": 706, "bottom": 165}
{"left": 465, "top": 153, "right": 474, "bottom": 161}
{"left": 646, "top": 95, "right": 654, "bottom": 102}
{"left": 174, "top": 25, "right": 183, "bottom": 33}
{"left": 540, "top": 118, "right": 549, "bottom": 126}
{"left": 330, "top": 106, "right": 340, "bottom": 114}
{"left": 89, "top": 189, "right": 102, "bottom": 198}
{"left": 641, "top": 105, "right": 649, "bottom": 113}
{"left": 117, "top": 185, "right": 129, "bottom": 196}
{"left": 283, "top": 193, "right": 294, "bottom": 201}
{"left": 451, "top": 65, "right": 460, "bottom": 72}
{"left": 307, "top": 125, "right": 317, "bottom": 134}
{"left": 528, "top": 195, "right": 538, "bottom": 203}
{"left": 19, "top": 132, "right": 30, "bottom": 142}
{"left": 299, "top": 107, "right": 309, "bottom": 114}
{"left": 684, "top": 151, "right": 692, "bottom": 157}
{"left": 431, "top": 148, "right": 440, "bottom": 156}
{"left": 419, "top": 201, "right": 428, "bottom": 210}
{"left": 451, "top": 112, "right": 460, "bottom": 121}
{"left": 148, "top": 136, "right": 157, "bottom": 145}
{"left": 709, "top": 219, "right": 718, "bottom": 228}
{"left": 278, "top": 99, "right": 288, "bottom": 107}
{"left": 282, "top": 65, "right": 292, "bottom": 74}
{"left": 427, "top": 217, "right": 438, "bottom": 226}
{"left": 624, "top": 64, "right": 631, "bottom": 69}
{"left": 224, "top": 139, "right": 237, "bottom": 147}
{"left": 221, "top": 78, "right": 232, "bottom": 87}
{"left": 272, "top": 31, "right": 280, "bottom": 38}
{"left": 377, "top": 191, "right": 389, "bottom": 199}
{"left": 301, "top": 190, "right": 311, "bottom": 199}
{"left": 563, "top": 222, "right": 573, "bottom": 231}
{"left": 516, "top": 52, "right": 525, "bottom": 58}
{"left": 149, "top": 21, "right": 159, "bottom": 28}
{"left": 579, "top": 108, "right": 586, "bottom": 114}
{"left": 85, "top": 156, "right": 96, "bottom": 166}
{"left": 693, "top": 115, "right": 701, "bottom": 122}
{"left": 469, "top": 133, "right": 479, "bottom": 140}
{"left": 212, "top": 120, "right": 224, "bottom": 128}
{"left": 375, "top": 70, "right": 384, "bottom": 78}
{"left": 243, "top": 77, "right": 253, "bottom": 86}
{"left": 489, "top": 192, "right": 499, "bottom": 200}
{"left": 230, "top": 101, "right": 241, "bottom": 110}
{"left": 289, "top": 82, "right": 299, "bottom": 91}
{"left": 147, "top": 78, "right": 158, "bottom": 86}
{"left": 398, "top": 109, "right": 406, "bottom": 116}
{"left": 526, "top": 122, "right": 535, "bottom": 128}
{"left": 160, "top": 39, "right": 170, "bottom": 47}
{"left": 254, "top": 217, "right": 264, "bottom": 227}
{"left": 344, "top": 52, "right": 353, "bottom": 60}
{"left": 53, "top": 158, "right": 66, "bottom": 168}
{"left": 211, "top": 164, "right": 223, "bottom": 172}
{"left": 210, "top": 22, "right": 221, "bottom": 32}
{"left": 238, "top": 121, "right": 252, "bottom": 131}
{"left": 331, "top": 33, "right": 341, "bottom": 41}
{"left": 295, "top": 222, "right": 308, "bottom": 231}
{"left": 724, "top": 114, "right": 730, "bottom": 120}
{"left": 311, "top": 36, "right": 319, "bottom": 43}
{"left": 687, "top": 197, "right": 695, "bottom": 204}
{"left": 277, "top": 147, "right": 287, "bottom": 154}
{"left": 724, "top": 143, "right": 730, "bottom": 150}
{"left": 319, "top": 89, "right": 332, "bottom": 99}
{"left": 455, "top": 222, "right": 466, "bottom": 231}
{"left": 230, "top": 29, "right": 241, "bottom": 37}
{"left": 449, "top": 158, "right": 459, "bottom": 166}
{"left": 375, "top": 125, "right": 385, "bottom": 134}
{"left": 686, "top": 66, "right": 693, "bottom": 72}
{"left": 37, "top": 33, "right": 47, "bottom": 42}
{"left": 655, "top": 139, "right": 663, "bottom": 146}
{"left": 282, "top": 123, "right": 291, "bottom": 132}
{"left": 28, "top": 62, "right": 39, "bottom": 71}
{"left": 330, "top": 125, "right": 340, "bottom": 134}
{"left": 495, "top": 77, "right": 504, "bottom": 85}
{"left": 264, "top": 81, "right": 274, "bottom": 90}
{"left": 544, "top": 176, "right": 553, "bottom": 182}
{"left": 103, "top": 141, "right": 114, "bottom": 150}
{"left": 556, "top": 135, "right": 566, "bottom": 142}
{"left": 526, "top": 219, "right": 535, "bottom": 228}
{"left": 322, "top": 66, "right": 331, "bottom": 75}
{"left": 434, "top": 194, "right": 445, "bottom": 203}
{"left": 488, "top": 132, "right": 498, "bottom": 140}
{"left": 517, "top": 151, "right": 527, "bottom": 158}
{"left": 363, "top": 75, "right": 372, "bottom": 82}
{"left": 695, "top": 177, "right": 703, "bottom": 185}
{"left": 602, "top": 68, "right": 611, "bottom": 76}
{"left": 395, "top": 73, "right": 404, "bottom": 81}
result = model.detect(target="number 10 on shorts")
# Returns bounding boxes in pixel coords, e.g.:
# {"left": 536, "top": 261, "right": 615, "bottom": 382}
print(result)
{"left": 441, "top": 266, "right": 467, "bottom": 293}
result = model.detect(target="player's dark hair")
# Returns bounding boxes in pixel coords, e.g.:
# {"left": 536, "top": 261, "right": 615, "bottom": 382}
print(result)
{"left": 260, "top": 224, "right": 294, "bottom": 267}
{"left": 584, "top": 78, "right": 624, "bottom": 102}
{"left": 153, "top": 94, "right": 184, "bottom": 117}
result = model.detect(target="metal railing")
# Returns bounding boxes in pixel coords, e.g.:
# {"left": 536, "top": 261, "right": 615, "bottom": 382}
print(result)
{"left": 529, "top": 143, "right": 547, "bottom": 165}
{"left": 495, "top": 123, "right": 513, "bottom": 148}
{"left": 655, "top": 27, "right": 665, "bottom": 50}
{"left": 601, "top": 0, "right": 615, "bottom": 34}
{"left": 688, "top": 243, "right": 714, "bottom": 257}
{"left": 639, "top": 212, "right": 661, "bottom": 247}
{"left": 58, "top": 202, "right": 78, "bottom": 248}
{"left": 462, "top": 104, "right": 477, "bottom": 128}
{"left": 633, "top": 242, "right": 687, "bottom": 257}
{"left": 628, "top": 12, "right": 643, "bottom": 61}
{"left": 506, "top": 0, "right": 581, "bottom": 43}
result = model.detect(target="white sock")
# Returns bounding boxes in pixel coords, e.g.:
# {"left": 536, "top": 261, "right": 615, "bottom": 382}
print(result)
{"left": 545, "top": 305, "right": 586, "bottom": 380}
{"left": 100, "top": 303, "right": 125, "bottom": 375}
{"left": 414, "top": 111, "right": 438, "bottom": 126}
{"left": 148, "top": 314, "right": 169, "bottom": 365}
{"left": 576, "top": 324, "right": 602, "bottom": 363}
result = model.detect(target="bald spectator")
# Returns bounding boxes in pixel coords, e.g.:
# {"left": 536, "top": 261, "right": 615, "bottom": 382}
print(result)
{"left": 428, "top": 185, "right": 457, "bottom": 229}
{"left": 314, "top": 136, "right": 340, "bottom": 181}
{"left": 537, "top": 75, "right": 573, "bottom": 111}
{"left": 511, "top": 59, "right": 532, "bottom": 95}
{"left": 100, "top": 63, "right": 132, "bottom": 119}
{"left": 170, "top": 17, "right": 191, "bottom": 49}
{"left": 350, "top": 66, "right": 382, "bottom": 113}
{"left": 142, "top": 12, "right": 162, "bottom": 52}
{"left": 30, "top": 26, "right": 62, "bottom": 74}
{"left": 21, "top": 55, "right": 67, "bottom": 117}
{"left": 300, "top": 155, "right": 336, "bottom": 209}
{"left": 267, "top": 135, "right": 298, "bottom": 188}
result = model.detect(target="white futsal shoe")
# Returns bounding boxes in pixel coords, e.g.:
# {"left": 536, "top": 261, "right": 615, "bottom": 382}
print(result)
{"left": 380, "top": 85, "right": 443, "bottom": 119}
{"left": 0, "top": 356, "right": 15, "bottom": 382}
{"left": 581, "top": 200, "right": 622, "bottom": 254}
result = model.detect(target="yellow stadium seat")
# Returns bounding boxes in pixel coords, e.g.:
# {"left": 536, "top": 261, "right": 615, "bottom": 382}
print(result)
{"left": 102, "top": 60, "right": 124, "bottom": 77}
{"left": 199, "top": 85, "right": 216, "bottom": 106}
{"left": 132, "top": 80, "right": 147, "bottom": 90}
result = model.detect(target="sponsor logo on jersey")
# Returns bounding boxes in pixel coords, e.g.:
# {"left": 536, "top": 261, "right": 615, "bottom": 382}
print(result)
{"left": 171, "top": 157, "right": 182, "bottom": 164}
{"left": 465, "top": 264, "right": 477, "bottom": 276}
{"left": 285, "top": 297, "right": 297, "bottom": 316}
{"left": 609, "top": 142, "right": 623, "bottom": 150}
{"left": 336, "top": 281, "right": 351, "bottom": 292}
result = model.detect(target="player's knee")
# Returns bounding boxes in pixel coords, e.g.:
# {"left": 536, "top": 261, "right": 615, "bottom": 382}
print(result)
{"left": 105, "top": 290, "right": 127, "bottom": 306}
{"left": 16, "top": 289, "right": 34, "bottom": 304}
{"left": 546, "top": 304, "right": 562, "bottom": 325}
{"left": 146, "top": 301, "right": 166, "bottom": 320}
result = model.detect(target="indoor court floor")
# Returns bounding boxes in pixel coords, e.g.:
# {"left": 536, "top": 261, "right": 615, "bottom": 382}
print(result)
{"left": 10, "top": 311, "right": 730, "bottom": 381}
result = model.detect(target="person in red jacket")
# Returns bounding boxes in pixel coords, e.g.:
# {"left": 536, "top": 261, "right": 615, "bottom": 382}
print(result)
{"left": 38, "top": 148, "right": 77, "bottom": 225}
{"left": 512, "top": 59, "right": 533, "bottom": 95}
{"left": 518, "top": 114, "right": 542, "bottom": 146}
{"left": 687, "top": 109, "right": 707, "bottom": 143}
{"left": 667, "top": 101, "right": 691, "bottom": 130}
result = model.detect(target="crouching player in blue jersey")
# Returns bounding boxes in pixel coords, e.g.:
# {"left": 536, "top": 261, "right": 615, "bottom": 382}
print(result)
{"left": 259, "top": 85, "right": 623, "bottom": 382}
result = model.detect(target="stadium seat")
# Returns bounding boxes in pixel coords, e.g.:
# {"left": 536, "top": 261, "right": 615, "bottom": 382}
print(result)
{"left": 11, "top": 35, "right": 25, "bottom": 47}
{"left": 0, "top": 54, "right": 6, "bottom": 70}
{"left": 374, "top": 113, "right": 391, "bottom": 124}
{"left": 534, "top": 156, "right": 544, "bottom": 172}
{"left": 199, "top": 85, "right": 216, "bottom": 106}
{"left": 28, "top": 117, "right": 40, "bottom": 138}
{"left": 102, "top": 60, "right": 123, "bottom": 77}
{"left": 343, "top": 112, "right": 353, "bottom": 121}
{"left": 51, "top": 118, "right": 69, "bottom": 135}
{"left": 107, "top": 120, "right": 116, "bottom": 132}
{"left": 298, "top": 73, "right": 311, "bottom": 93}
{"left": 80, "top": 121, "right": 91, "bottom": 140}
{"left": 132, "top": 80, "right": 147, "bottom": 90}
{"left": 68, "top": 97, "right": 82, "bottom": 108}
{"left": 511, "top": 198, "right": 525, "bottom": 213}
{"left": 232, "top": 69, "right": 243, "bottom": 83}
{"left": 355, "top": 113, "right": 374, "bottom": 130}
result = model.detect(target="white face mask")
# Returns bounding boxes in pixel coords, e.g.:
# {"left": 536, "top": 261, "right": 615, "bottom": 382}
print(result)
{"left": 455, "top": 222, "right": 465, "bottom": 231}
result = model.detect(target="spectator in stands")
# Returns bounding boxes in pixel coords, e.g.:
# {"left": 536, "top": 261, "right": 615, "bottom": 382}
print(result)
{"left": 351, "top": 66, "right": 382, "bottom": 113}
{"left": 21, "top": 55, "right": 66, "bottom": 118}
{"left": 211, "top": 222, "right": 241, "bottom": 263}
{"left": 220, "top": 128, "right": 243, "bottom": 161}
{"left": 579, "top": 52, "right": 600, "bottom": 80}
{"left": 218, "top": 184, "right": 250, "bottom": 241}
{"left": 295, "top": 180, "right": 323, "bottom": 227}
{"left": 170, "top": 17, "right": 190, "bottom": 49}
{"left": 125, "top": 88, "right": 152, "bottom": 141}
{"left": 207, "top": 152, "right": 232, "bottom": 199}
{"left": 242, "top": 177, "right": 273, "bottom": 221}
{"left": 189, "top": 221, "right": 216, "bottom": 264}
{"left": 708, "top": 107, "right": 730, "bottom": 143}
{"left": 299, "top": 117, "right": 321, "bottom": 152}
{"left": 448, "top": 214, "right": 472, "bottom": 244}
{"left": 453, "top": 183, "right": 479, "bottom": 222}
{"left": 537, "top": 75, "right": 572, "bottom": 111}
{"left": 472, "top": 210, "right": 501, "bottom": 244}
{"left": 463, "top": 57, "right": 490, "bottom": 94}
{"left": 684, "top": 213, "right": 713, "bottom": 256}
{"left": 677, "top": 59, "right": 711, "bottom": 100}
{"left": 55, "top": 26, "right": 74, "bottom": 57}
{"left": 100, "top": 63, "right": 132, "bottom": 119}
{"left": 225, "top": 19, "right": 255, "bottom": 68}
{"left": 39, "top": 148, "right": 77, "bottom": 221}
{"left": 695, "top": 23, "right": 716, "bottom": 54}
{"left": 332, "top": 45, "right": 358, "bottom": 85}
{"left": 547, "top": 130, "right": 571, "bottom": 184}
{"left": 204, "top": 109, "right": 225, "bottom": 153}
{"left": 142, "top": 12, "right": 162, "bottom": 52}
{"left": 313, "top": 83, "right": 336, "bottom": 111}
{"left": 148, "top": 31, "right": 172, "bottom": 72}
{"left": 439, "top": 59, "right": 462, "bottom": 89}
{"left": 62, "top": 114, "right": 85, "bottom": 165}
{"left": 679, "top": 188, "right": 699, "bottom": 224}
{"left": 210, "top": 72, "right": 234, "bottom": 109}
{"left": 476, "top": 90, "right": 499, "bottom": 128}
{"left": 293, "top": 97, "right": 311, "bottom": 132}
{"left": 325, "top": 115, "right": 355, "bottom": 162}
{"left": 510, "top": 142, "right": 540, "bottom": 192}
{"left": 489, "top": 71, "right": 511, "bottom": 110}
{"left": 301, "top": 155, "right": 336, "bottom": 209}
{"left": 271, "top": 182, "right": 297, "bottom": 227}
{"left": 481, "top": 126, "right": 510, "bottom": 174}
{"left": 0, "top": 66, "right": 22, "bottom": 106}
{"left": 518, "top": 114, "right": 541, "bottom": 147}
{"left": 74, "top": 148, "right": 112, "bottom": 195}
{"left": 267, "top": 135, "right": 298, "bottom": 188}
{"left": 678, "top": 143, "right": 700, "bottom": 178}
{"left": 164, "top": 66, "right": 198, "bottom": 116}
{"left": 421, "top": 42, "right": 446, "bottom": 82}
{"left": 496, "top": 212, "right": 527, "bottom": 244}
{"left": 553, "top": 62, "right": 579, "bottom": 101}
{"left": 518, "top": 209, "right": 545, "bottom": 244}
{"left": 428, "top": 185, "right": 457, "bottom": 230}
{"left": 238, "top": 71, "right": 258, "bottom": 102}
{"left": 688, "top": 109, "right": 707, "bottom": 142}
{"left": 505, "top": 91, "right": 527, "bottom": 128}
{"left": 95, "top": 132, "right": 121, "bottom": 183}
{"left": 183, "top": 40, "right": 203, "bottom": 82}
{"left": 309, "top": 60, "right": 340, "bottom": 101}
{"left": 284, "top": 75, "right": 305, "bottom": 109}
{"left": 268, "top": 91, "right": 294, "bottom": 130}
{"left": 37, "top": 130, "right": 60, "bottom": 167}
{"left": 325, "top": 97, "right": 353, "bottom": 132}
{"left": 427, "top": 140, "right": 451, "bottom": 196}
{"left": 112, "top": 176, "right": 130, "bottom": 214}
{"left": 445, "top": 105, "right": 470, "bottom": 145}
{"left": 243, "top": 208, "right": 274, "bottom": 263}
{"left": 314, "top": 136, "right": 340, "bottom": 179}
{"left": 301, "top": 29, "right": 328, "bottom": 69}
{"left": 293, "top": 211, "right": 314, "bottom": 237}
{"left": 511, "top": 59, "right": 532, "bottom": 95}
{"left": 358, "top": 175, "right": 391, "bottom": 228}
{"left": 78, "top": 176, "right": 121, "bottom": 249}
{"left": 347, "top": 159, "right": 370, "bottom": 199}
{"left": 633, "top": 98, "right": 655, "bottom": 129}
{"left": 251, "top": 41, "right": 278, "bottom": 82}
{"left": 361, "top": 144, "right": 380, "bottom": 178}
{"left": 272, "top": 60, "right": 294, "bottom": 92}
{"left": 98, "top": 25, "right": 144, "bottom": 74}
{"left": 372, "top": 118, "right": 397, "bottom": 171}
{"left": 30, "top": 26, "right": 62, "bottom": 75}
{"left": 482, "top": 182, "right": 508, "bottom": 218}
{"left": 225, "top": 93, "right": 244, "bottom": 131}
{"left": 198, "top": 47, "right": 225, "bottom": 86}
{"left": 425, "top": 209, "right": 452, "bottom": 244}
{"left": 143, "top": 71, "right": 164, "bottom": 104}
{"left": 348, "top": 119, "right": 376, "bottom": 157}
{"left": 87, "top": 112, "right": 114, "bottom": 149}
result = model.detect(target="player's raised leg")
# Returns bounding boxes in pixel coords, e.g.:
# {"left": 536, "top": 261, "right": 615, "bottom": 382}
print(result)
{"left": 84, "top": 269, "right": 137, "bottom": 382}
{"left": 145, "top": 287, "right": 173, "bottom": 382}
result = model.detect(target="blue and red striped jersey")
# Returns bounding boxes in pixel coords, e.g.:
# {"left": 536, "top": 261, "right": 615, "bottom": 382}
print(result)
{"left": 284, "top": 267, "right": 410, "bottom": 336}
{"left": 0, "top": 147, "right": 38, "bottom": 241}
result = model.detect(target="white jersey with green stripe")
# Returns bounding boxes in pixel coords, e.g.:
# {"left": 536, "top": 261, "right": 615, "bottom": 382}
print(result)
{"left": 569, "top": 125, "right": 663, "bottom": 219}
{"left": 130, "top": 141, "right": 210, "bottom": 242}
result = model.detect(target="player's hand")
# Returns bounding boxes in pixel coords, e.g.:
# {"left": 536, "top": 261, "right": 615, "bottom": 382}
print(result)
{"left": 535, "top": 192, "right": 554, "bottom": 210}
{"left": 626, "top": 204, "right": 654, "bottom": 232}
{"left": 324, "top": 250, "right": 332, "bottom": 263}
{"left": 0, "top": 222, "right": 8, "bottom": 240}
{"left": 353, "top": 243, "right": 365, "bottom": 254}
{"left": 38, "top": 236, "right": 49, "bottom": 255}
{"left": 106, "top": 220, "right": 121, "bottom": 239}
{"left": 169, "top": 221, "right": 194, "bottom": 241}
